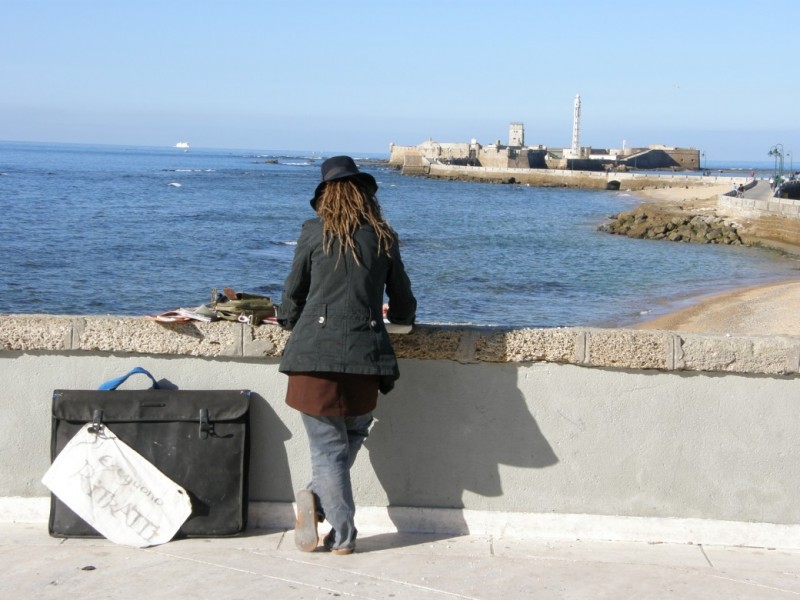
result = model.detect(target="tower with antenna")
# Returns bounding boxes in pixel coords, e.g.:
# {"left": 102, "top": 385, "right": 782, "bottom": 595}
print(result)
{"left": 570, "top": 93, "right": 581, "bottom": 158}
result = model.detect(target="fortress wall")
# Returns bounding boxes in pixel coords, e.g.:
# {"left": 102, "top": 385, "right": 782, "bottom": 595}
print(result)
{"left": 664, "top": 148, "right": 701, "bottom": 170}
{"left": 426, "top": 163, "right": 748, "bottom": 190}
{"left": 476, "top": 148, "right": 511, "bottom": 168}
{"left": 391, "top": 143, "right": 471, "bottom": 167}
{"left": 391, "top": 143, "right": 700, "bottom": 171}
{"left": 430, "top": 142, "right": 470, "bottom": 161}
{"left": 388, "top": 145, "right": 418, "bottom": 166}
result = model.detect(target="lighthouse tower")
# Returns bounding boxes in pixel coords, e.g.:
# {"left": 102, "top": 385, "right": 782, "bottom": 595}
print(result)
{"left": 570, "top": 93, "right": 581, "bottom": 158}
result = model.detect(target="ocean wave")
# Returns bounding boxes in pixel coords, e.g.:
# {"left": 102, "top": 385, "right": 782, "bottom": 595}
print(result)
{"left": 246, "top": 153, "right": 320, "bottom": 161}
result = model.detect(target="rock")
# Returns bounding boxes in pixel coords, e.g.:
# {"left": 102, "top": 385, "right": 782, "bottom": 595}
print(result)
{"left": 598, "top": 206, "right": 744, "bottom": 246}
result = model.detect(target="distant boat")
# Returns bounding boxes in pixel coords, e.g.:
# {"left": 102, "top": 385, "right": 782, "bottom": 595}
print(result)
{"left": 174, "top": 142, "right": 190, "bottom": 149}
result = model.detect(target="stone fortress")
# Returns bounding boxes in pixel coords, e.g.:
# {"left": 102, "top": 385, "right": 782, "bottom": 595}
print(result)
{"left": 389, "top": 94, "right": 701, "bottom": 173}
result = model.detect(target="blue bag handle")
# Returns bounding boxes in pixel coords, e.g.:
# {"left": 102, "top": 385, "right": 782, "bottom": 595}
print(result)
{"left": 98, "top": 367, "right": 160, "bottom": 391}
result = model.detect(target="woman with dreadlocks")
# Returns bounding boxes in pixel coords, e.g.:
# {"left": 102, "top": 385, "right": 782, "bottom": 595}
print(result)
{"left": 277, "top": 156, "right": 416, "bottom": 555}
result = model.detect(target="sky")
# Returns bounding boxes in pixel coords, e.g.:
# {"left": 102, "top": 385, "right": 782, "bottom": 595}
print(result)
{"left": 2, "top": 0, "right": 798, "bottom": 162}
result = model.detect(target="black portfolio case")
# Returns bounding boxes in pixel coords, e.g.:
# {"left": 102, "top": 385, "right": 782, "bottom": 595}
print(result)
{"left": 49, "top": 381, "right": 251, "bottom": 538}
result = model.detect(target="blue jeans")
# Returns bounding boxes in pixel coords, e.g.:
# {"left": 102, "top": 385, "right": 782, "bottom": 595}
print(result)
{"left": 301, "top": 412, "right": 373, "bottom": 551}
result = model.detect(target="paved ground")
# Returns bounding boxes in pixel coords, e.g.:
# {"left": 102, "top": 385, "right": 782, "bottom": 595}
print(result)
{"left": 3, "top": 523, "right": 799, "bottom": 599}
{"left": 743, "top": 179, "right": 777, "bottom": 200}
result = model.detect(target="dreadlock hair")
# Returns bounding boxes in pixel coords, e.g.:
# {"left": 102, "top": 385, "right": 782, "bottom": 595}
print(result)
{"left": 315, "top": 179, "right": 395, "bottom": 267}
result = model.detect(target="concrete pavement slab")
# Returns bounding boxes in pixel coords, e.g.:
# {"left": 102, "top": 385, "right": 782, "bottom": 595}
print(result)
{"left": 2, "top": 523, "right": 799, "bottom": 599}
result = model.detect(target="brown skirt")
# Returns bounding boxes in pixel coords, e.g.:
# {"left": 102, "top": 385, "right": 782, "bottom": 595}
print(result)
{"left": 285, "top": 372, "right": 380, "bottom": 417}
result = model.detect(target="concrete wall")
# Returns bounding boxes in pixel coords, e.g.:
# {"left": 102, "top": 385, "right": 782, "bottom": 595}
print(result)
{"left": 719, "top": 194, "right": 800, "bottom": 219}
{"left": 718, "top": 195, "right": 800, "bottom": 253}
{"left": 426, "top": 163, "right": 749, "bottom": 190}
{"left": 2, "top": 316, "right": 799, "bottom": 547}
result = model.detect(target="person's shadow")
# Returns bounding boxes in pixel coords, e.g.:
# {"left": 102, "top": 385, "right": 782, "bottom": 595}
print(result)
{"left": 364, "top": 360, "right": 558, "bottom": 547}
{"left": 246, "top": 392, "right": 295, "bottom": 526}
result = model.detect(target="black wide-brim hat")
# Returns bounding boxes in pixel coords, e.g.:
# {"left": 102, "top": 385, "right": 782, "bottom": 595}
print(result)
{"left": 310, "top": 155, "right": 378, "bottom": 209}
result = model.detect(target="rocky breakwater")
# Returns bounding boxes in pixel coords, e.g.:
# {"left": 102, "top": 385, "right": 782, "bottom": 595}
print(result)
{"left": 598, "top": 206, "right": 743, "bottom": 245}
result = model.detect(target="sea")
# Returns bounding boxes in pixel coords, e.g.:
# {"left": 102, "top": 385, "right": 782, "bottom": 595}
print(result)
{"left": 1, "top": 141, "right": 797, "bottom": 328}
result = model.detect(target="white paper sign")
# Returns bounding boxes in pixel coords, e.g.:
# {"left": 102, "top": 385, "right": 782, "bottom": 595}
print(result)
{"left": 42, "top": 423, "right": 192, "bottom": 547}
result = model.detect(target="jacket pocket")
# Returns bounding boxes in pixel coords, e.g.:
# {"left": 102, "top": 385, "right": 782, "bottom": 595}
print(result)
{"left": 311, "top": 304, "right": 346, "bottom": 366}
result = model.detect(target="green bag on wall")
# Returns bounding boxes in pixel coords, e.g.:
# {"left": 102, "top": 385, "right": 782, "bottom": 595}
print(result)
{"left": 212, "top": 288, "right": 275, "bottom": 325}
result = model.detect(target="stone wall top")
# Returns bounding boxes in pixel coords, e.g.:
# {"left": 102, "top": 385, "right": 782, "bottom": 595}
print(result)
{"left": 425, "top": 163, "right": 751, "bottom": 191}
{"left": 2, "top": 316, "right": 799, "bottom": 376}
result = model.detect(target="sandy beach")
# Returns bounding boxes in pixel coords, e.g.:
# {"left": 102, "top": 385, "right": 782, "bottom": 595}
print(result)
{"left": 628, "top": 183, "right": 800, "bottom": 335}
{"left": 635, "top": 279, "right": 800, "bottom": 335}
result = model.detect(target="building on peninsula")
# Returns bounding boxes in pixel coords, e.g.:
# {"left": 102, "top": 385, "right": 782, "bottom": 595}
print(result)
{"left": 389, "top": 95, "right": 701, "bottom": 173}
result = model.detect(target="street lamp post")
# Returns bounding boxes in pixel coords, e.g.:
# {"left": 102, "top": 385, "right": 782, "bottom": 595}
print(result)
{"left": 768, "top": 144, "right": 785, "bottom": 190}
